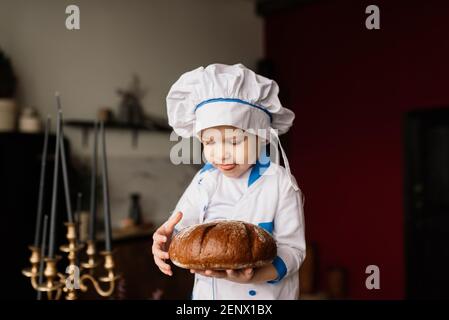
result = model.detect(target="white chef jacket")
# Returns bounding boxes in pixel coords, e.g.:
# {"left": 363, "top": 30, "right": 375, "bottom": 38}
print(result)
{"left": 171, "top": 152, "right": 306, "bottom": 300}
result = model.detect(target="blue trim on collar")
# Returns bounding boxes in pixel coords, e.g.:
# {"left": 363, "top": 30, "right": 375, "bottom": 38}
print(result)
{"left": 200, "top": 162, "right": 216, "bottom": 173}
{"left": 248, "top": 152, "right": 271, "bottom": 187}
{"left": 194, "top": 98, "right": 273, "bottom": 123}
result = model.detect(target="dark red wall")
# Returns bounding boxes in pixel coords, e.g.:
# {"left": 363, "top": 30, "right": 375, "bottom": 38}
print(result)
{"left": 265, "top": 0, "right": 449, "bottom": 299}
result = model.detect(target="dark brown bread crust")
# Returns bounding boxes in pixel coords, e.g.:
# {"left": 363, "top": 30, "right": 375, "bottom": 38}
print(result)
{"left": 169, "top": 220, "right": 277, "bottom": 270}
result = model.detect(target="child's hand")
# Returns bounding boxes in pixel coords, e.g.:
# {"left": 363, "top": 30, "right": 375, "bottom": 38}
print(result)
{"left": 152, "top": 211, "right": 183, "bottom": 276}
{"left": 190, "top": 268, "right": 255, "bottom": 284}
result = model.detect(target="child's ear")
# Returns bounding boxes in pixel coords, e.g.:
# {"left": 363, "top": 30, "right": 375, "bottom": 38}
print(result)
{"left": 258, "top": 136, "right": 269, "bottom": 146}
{"left": 255, "top": 137, "right": 266, "bottom": 156}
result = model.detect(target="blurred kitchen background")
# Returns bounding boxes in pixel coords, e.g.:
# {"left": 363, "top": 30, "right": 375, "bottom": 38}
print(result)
{"left": 1, "top": 0, "right": 449, "bottom": 300}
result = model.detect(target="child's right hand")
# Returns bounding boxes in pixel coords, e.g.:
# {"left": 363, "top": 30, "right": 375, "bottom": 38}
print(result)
{"left": 152, "top": 211, "right": 183, "bottom": 276}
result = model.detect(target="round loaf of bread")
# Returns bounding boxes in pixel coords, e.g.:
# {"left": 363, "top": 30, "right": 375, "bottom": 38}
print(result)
{"left": 169, "top": 220, "right": 276, "bottom": 270}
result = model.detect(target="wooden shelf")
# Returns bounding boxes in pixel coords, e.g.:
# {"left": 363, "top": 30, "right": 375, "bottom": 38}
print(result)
{"left": 65, "top": 119, "right": 172, "bottom": 147}
{"left": 96, "top": 223, "right": 155, "bottom": 242}
{"left": 66, "top": 119, "right": 171, "bottom": 131}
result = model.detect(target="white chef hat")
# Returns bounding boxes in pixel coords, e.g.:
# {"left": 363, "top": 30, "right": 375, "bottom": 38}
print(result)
{"left": 166, "top": 63, "right": 299, "bottom": 191}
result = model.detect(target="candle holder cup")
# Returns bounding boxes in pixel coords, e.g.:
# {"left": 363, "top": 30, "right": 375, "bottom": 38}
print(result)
{"left": 22, "top": 246, "right": 40, "bottom": 278}
{"left": 81, "top": 240, "right": 98, "bottom": 271}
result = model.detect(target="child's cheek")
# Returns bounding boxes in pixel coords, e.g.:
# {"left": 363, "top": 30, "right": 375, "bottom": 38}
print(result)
{"left": 245, "top": 138, "right": 259, "bottom": 165}
{"left": 234, "top": 143, "right": 246, "bottom": 165}
{"left": 203, "top": 145, "right": 213, "bottom": 162}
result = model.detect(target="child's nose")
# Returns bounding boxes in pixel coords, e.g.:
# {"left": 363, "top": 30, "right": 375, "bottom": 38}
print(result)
{"left": 213, "top": 144, "right": 232, "bottom": 163}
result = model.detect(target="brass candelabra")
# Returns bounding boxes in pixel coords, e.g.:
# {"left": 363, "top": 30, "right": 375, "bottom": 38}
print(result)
{"left": 24, "top": 97, "right": 117, "bottom": 300}
{"left": 22, "top": 222, "right": 120, "bottom": 300}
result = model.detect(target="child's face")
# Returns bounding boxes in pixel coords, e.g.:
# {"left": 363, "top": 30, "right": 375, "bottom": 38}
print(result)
{"left": 200, "top": 125, "right": 260, "bottom": 178}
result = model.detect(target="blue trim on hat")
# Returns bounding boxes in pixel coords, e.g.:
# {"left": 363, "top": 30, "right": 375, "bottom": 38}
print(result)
{"left": 248, "top": 151, "right": 271, "bottom": 187}
{"left": 195, "top": 98, "right": 273, "bottom": 123}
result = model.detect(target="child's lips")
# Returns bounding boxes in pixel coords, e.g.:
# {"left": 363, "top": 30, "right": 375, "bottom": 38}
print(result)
{"left": 217, "top": 163, "right": 237, "bottom": 171}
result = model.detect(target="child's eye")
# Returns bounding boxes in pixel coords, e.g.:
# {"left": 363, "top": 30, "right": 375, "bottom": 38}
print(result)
{"left": 231, "top": 137, "right": 245, "bottom": 145}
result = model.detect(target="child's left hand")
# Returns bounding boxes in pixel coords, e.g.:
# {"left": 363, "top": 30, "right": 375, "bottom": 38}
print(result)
{"left": 191, "top": 268, "right": 254, "bottom": 284}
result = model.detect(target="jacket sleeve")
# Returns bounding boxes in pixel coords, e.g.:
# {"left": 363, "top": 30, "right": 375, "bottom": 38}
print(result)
{"left": 269, "top": 174, "right": 306, "bottom": 283}
{"left": 170, "top": 169, "right": 203, "bottom": 233}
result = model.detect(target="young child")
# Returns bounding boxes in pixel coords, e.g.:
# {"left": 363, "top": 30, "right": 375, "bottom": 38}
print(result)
{"left": 152, "top": 63, "right": 306, "bottom": 300}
